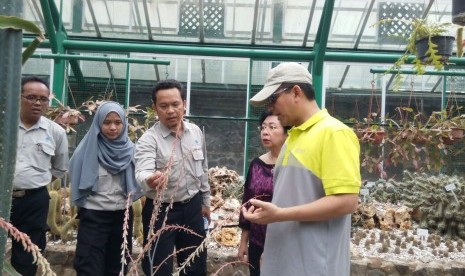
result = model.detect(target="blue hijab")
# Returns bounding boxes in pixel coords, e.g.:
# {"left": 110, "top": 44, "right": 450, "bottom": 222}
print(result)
{"left": 69, "top": 101, "right": 142, "bottom": 207}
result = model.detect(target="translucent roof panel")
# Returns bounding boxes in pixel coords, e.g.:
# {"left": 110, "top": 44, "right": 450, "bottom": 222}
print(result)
{"left": 20, "top": 0, "right": 454, "bottom": 50}
{"left": 353, "top": 0, "right": 453, "bottom": 51}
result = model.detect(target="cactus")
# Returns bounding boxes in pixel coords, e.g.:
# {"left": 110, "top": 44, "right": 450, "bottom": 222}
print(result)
{"left": 132, "top": 198, "right": 143, "bottom": 244}
{"left": 389, "top": 171, "right": 465, "bottom": 239}
{"left": 46, "top": 180, "right": 78, "bottom": 242}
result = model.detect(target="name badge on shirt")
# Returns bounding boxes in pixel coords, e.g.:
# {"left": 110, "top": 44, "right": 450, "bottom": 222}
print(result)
{"left": 192, "top": 149, "right": 204, "bottom": 161}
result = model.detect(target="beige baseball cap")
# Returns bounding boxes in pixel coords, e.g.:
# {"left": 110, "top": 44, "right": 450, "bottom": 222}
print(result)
{"left": 250, "top": 62, "right": 313, "bottom": 107}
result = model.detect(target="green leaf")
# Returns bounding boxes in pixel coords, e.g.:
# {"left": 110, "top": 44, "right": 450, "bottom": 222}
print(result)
{"left": 22, "top": 37, "right": 44, "bottom": 65}
{"left": 0, "top": 16, "right": 44, "bottom": 39}
{"left": 3, "top": 261, "right": 22, "bottom": 276}
{"left": 0, "top": 16, "right": 45, "bottom": 65}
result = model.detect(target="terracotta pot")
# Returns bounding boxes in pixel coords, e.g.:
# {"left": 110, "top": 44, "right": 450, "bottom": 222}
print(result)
{"left": 442, "top": 128, "right": 464, "bottom": 145}
{"left": 357, "top": 129, "right": 385, "bottom": 144}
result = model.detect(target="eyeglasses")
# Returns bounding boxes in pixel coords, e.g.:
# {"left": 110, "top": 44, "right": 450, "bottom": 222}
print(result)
{"left": 267, "top": 86, "right": 292, "bottom": 106}
{"left": 22, "top": 95, "right": 50, "bottom": 104}
{"left": 258, "top": 125, "right": 279, "bottom": 132}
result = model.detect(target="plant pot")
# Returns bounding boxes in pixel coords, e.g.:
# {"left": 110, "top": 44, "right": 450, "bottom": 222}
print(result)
{"left": 415, "top": 36, "right": 455, "bottom": 63}
{"left": 398, "top": 128, "right": 428, "bottom": 145}
{"left": 442, "top": 127, "right": 464, "bottom": 145}
{"left": 452, "top": 0, "right": 465, "bottom": 26}
{"left": 357, "top": 129, "right": 385, "bottom": 144}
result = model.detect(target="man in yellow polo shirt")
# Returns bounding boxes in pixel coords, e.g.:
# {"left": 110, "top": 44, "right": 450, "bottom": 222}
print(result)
{"left": 242, "top": 62, "right": 361, "bottom": 276}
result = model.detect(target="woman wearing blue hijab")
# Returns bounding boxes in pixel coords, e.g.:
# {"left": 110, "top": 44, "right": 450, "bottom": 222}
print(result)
{"left": 69, "top": 101, "right": 142, "bottom": 275}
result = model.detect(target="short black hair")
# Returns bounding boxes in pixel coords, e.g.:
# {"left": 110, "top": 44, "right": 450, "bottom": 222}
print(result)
{"left": 280, "top": 82, "right": 315, "bottom": 101}
{"left": 151, "top": 79, "right": 185, "bottom": 104}
{"left": 21, "top": 76, "right": 49, "bottom": 93}
{"left": 258, "top": 110, "right": 291, "bottom": 132}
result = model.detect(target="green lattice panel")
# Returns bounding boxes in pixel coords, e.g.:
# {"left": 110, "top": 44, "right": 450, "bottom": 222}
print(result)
{"left": 179, "top": 0, "right": 224, "bottom": 38}
{"left": 377, "top": 2, "right": 424, "bottom": 44}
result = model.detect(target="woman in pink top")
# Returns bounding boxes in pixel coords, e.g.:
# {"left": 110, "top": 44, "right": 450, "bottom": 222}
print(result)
{"left": 238, "top": 110, "right": 289, "bottom": 276}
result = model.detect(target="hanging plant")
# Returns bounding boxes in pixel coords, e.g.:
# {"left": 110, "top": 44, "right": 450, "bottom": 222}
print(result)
{"left": 373, "top": 18, "right": 455, "bottom": 73}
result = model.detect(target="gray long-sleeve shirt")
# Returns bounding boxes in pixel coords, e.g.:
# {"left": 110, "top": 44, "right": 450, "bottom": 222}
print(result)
{"left": 134, "top": 120, "right": 210, "bottom": 208}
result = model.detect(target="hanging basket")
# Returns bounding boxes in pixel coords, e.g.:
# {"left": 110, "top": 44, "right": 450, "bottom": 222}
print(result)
{"left": 415, "top": 35, "right": 455, "bottom": 63}
{"left": 452, "top": 0, "right": 465, "bottom": 26}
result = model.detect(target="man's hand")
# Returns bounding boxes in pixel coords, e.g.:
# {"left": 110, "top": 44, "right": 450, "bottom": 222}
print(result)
{"left": 145, "top": 171, "right": 167, "bottom": 190}
{"left": 202, "top": 207, "right": 211, "bottom": 223}
{"left": 241, "top": 199, "right": 281, "bottom": 224}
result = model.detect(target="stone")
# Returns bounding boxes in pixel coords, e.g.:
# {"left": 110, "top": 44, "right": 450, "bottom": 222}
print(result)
{"left": 45, "top": 248, "right": 69, "bottom": 265}
{"left": 351, "top": 259, "right": 368, "bottom": 275}
{"left": 367, "top": 257, "right": 384, "bottom": 269}
{"left": 62, "top": 267, "right": 77, "bottom": 276}
{"left": 380, "top": 261, "right": 399, "bottom": 276}
{"left": 367, "top": 269, "right": 386, "bottom": 276}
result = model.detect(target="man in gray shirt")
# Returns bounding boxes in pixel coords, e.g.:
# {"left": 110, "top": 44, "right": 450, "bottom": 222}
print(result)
{"left": 135, "top": 79, "right": 210, "bottom": 276}
{"left": 10, "top": 76, "right": 69, "bottom": 275}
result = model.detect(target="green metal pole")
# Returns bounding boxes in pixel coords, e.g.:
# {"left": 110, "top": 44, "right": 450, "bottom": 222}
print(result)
{"left": 71, "top": 0, "right": 83, "bottom": 32}
{"left": 311, "top": 0, "right": 335, "bottom": 107}
{"left": 370, "top": 68, "right": 465, "bottom": 76}
{"left": 63, "top": 39, "right": 317, "bottom": 60}
{"left": 272, "top": 0, "right": 284, "bottom": 43}
{"left": 40, "top": 0, "right": 67, "bottom": 104}
{"left": 442, "top": 76, "right": 447, "bottom": 110}
{"left": 244, "top": 60, "right": 253, "bottom": 176}
{"left": 23, "top": 37, "right": 465, "bottom": 66}
{"left": 125, "top": 58, "right": 131, "bottom": 108}
{"left": 0, "top": 1, "right": 23, "bottom": 272}
{"left": 30, "top": 53, "right": 171, "bottom": 65}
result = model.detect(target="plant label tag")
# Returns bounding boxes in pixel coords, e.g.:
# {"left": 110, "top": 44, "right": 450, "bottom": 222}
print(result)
{"left": 360, "top": 189, "right": 370, "bottom": 196}
{"left": 366, "top": 181, "right": 375, "bottom": 188}
{"left": 445, "top": 183, "right": 457, "bottom": 191}
{"left": 417, "top": 228, "right": 428, "bottom": 241}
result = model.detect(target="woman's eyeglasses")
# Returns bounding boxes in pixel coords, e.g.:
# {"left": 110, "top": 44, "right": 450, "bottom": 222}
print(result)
{"left": 258, "top": 125, "right": 279, "bottom": 132}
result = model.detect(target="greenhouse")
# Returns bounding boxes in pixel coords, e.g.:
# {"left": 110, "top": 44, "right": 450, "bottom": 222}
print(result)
{"left": 2, "top": 0, "right": 465, "bottom": 275}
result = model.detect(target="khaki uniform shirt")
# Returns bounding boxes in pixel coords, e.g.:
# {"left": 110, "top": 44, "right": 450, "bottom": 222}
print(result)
{"left": 83, "top": 165, "right": 126, "bottom": 211}
{"left": 134, "top": 121, "right": 210, "bottom": 208}
{"left": 13, "top": 116, "right": 69, "bottom": 189}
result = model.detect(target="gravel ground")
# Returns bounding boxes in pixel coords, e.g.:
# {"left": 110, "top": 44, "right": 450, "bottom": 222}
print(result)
{"left": 350, "top": 227, "right": 465, "bottom": 263}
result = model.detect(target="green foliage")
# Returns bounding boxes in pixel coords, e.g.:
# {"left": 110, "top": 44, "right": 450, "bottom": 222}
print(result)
{"left": 0, "top": 15, "right": 45, "bottom": 65}
{"left": 2, "top": 261, "right": 21, "bottom": 276}
{"left": 373, "top": 18, "right": 455, "bottom": 88}
{"left": 367, "top": 179, "right": 402, "bottom": 204}
{"left": 222, "top": 178, "right": 244, "bottom": 200}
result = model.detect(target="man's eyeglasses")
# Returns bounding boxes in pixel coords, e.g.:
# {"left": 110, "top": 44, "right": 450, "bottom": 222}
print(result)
{"left": 22, "top": 95, "right": 50, "bottom": 104}
{"left": 267, "top": 86, "right": 292, "bottom": 106}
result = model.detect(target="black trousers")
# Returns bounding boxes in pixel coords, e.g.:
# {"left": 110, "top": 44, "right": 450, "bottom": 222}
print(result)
{"left": 74, "top": 207, "right": 133, "bottom": 276}
{"left": 10, "top": 187, "right": 49, "bottom": 276}
{"left": 248, "top": 241, "right": 264, "bottom": 276}
{"left": 142, "top": 193, "right": 207, "bottom": 276}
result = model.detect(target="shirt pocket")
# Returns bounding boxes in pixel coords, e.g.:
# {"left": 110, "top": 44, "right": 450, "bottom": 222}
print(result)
{"left": 97, "top": 166, "right": 112, "bottom": 192}
{"left": 191, "top": 148, "right": 205, "bottom": 177}
{"left": 30, "top": 142, "right": 55, "bottom": 172}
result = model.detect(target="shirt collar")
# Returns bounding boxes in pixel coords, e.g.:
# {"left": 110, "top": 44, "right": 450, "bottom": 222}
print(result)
{"left": 20, "top": 116, "right": 49, "bottom": 130}
{"left": 292, "top": 109, "right": 329, "bottom": 132}
{"left": 159, "top": 120, "right": 191, "bottom": 138}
